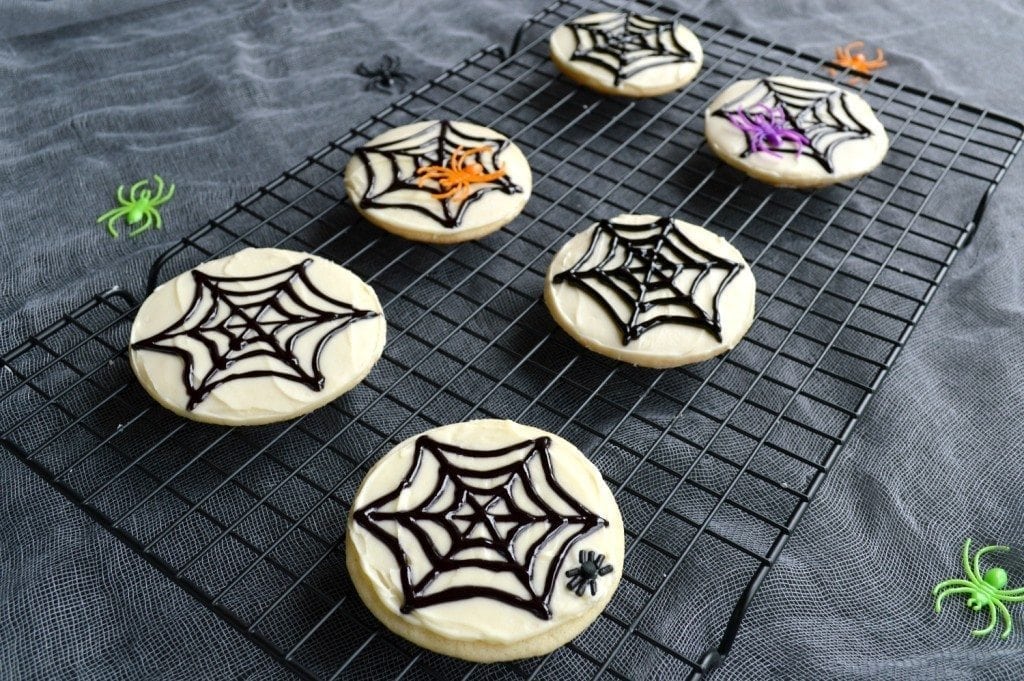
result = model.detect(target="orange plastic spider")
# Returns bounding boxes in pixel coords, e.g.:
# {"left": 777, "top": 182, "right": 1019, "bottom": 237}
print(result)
{"left": 831, "top": 41, "right": 887, "bottom": 83}
{"left": 415, "top": 145, "right": 507, "bottom": 202}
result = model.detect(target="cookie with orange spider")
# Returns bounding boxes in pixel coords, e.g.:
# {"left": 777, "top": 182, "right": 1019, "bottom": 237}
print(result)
{"left": 344, "top": 120, "right": 532, "bottom": 244}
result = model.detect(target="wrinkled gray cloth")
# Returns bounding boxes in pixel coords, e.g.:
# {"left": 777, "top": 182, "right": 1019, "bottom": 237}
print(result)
{"left": 1, "top": 1, "right": 1023, "bottom": 679}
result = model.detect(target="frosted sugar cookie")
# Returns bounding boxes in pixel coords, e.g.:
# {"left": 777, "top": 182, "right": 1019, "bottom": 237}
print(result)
{"left": 545, "top": 214, "right": 756, "bottom": 368}
{"left": 549, "top": 12, "right": 703, "bottom": 98}
{"left": 705, "top": 76, "right": 889, "bottom": 188}
{"left": 346, "top": 419, "right": 624, "bottom": 662}
{"left": 344, "top": 120, "right": 532, "bottom": 243}
{"left": 130, "top": 248, "right": 385, "bottom": 426}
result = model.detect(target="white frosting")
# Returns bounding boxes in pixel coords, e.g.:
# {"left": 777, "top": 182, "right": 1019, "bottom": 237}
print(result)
{"left": 545, "top": 215, "right": 756, "bottom": 368}
{"left": 129, "top": 248, "right": 386, "bottom": 425}
{"left": 347, "top": 419, "right": 623, "bottom": 645}
{"left": 344, "top": 120, "right": 532, "bottom": 243}
{"left": 704, "top": 76, "right": 889, "bottom": 187}
{"left": 549, "top": 12, "right": 703, "bottom": 98}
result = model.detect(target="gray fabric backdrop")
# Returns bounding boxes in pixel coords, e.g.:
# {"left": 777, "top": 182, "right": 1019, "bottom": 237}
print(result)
{"left": 2, "top": 1, "right": 1022, "bottom": 679}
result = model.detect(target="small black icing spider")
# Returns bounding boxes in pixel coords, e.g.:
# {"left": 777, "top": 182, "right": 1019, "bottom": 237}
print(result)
{"left": 566, "top": 549, "right": 614, "bottom": 596}
{"left": 357, "top": 55, "right": 412, "bottom": 93}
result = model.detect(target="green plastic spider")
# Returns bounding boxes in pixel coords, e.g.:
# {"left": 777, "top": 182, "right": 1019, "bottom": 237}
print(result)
{"left": 933, "top": 538, "right": 1024, "bottom": 639}
{"left": 97, "top": 175, "right": 175, "bottom": 238}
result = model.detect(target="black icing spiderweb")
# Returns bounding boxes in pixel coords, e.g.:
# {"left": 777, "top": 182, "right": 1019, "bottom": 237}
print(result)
{"left": 352, "top": 435, "right": 607, "bottom": 620}
{"left": 710, "top": 77, "right": 875, "bottom": 173}
{"left": 566, "top": 12, "right": 694, "bottom": 86}
{"left": 131, "top": 259, "right": 377, "bottom": 410}
{"left": 353, "top": 120, "right": 523, "bottom": 230}
{"left": 552, "top": 216, "right": 743, "bottom": 344}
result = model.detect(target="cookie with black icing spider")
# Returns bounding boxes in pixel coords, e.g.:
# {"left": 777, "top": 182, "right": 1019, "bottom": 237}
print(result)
{"left": 549, "top": 12, "right": 703, "bottom": 98}
{"left": 346, "top": 419, "right": 624, "bottom": 662}
{"left": 344, "top": 120, "right": 532, "bottom": 244}
{"left": 704, "top": 76, "right": 889, "bottom": 188}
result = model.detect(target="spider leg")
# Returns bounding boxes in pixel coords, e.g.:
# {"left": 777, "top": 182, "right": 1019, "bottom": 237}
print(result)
{"left": 116, "top": 184, "right": 128, "bottom": 206}
{"left": 152, "top": 174, "right": 164, "bottom": 200}
{"left": 994, "top": 600, "right": 1015, "bottom": 639}
{"left": 974, "top": 545, "right": 1010, "bottom": 582}
{"left": 356, "top": 64, "right": 371, "bottom": 77}
{"left": 129, "top": 179, "right": 147, "bottom": 202}
{"left": 153, "top": 181, "right": 175, "bottom": 207}
{"left": 972, "top": 602, "right": 998, "bottom": 637}
{"left": 997, "top": 587, "right": 1024, "bottom": 599}
{"left": 961, "top": 539, "right": 977, "bottom": 581}
{"left": 97, "top": 206, "right": 125, "bottom": 224}
{"left": 97, "top": 207, "right": 128, "bottom": 237}
{"left": 934, "top": 586, "right": 975, "bottom": 612}
{"left": 932, "top": 578, "right": 973, "bottom": 596}
{"left": 154, "top": 207, "right": 163, "bottom": 230}
{"left": 106, "top": 213, "right": 125, "bottom": 237}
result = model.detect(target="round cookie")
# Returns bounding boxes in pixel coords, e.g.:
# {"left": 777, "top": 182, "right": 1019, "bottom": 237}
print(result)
{"left": 130, "top": 247, "right": 386, "bottom": 426}
{"left": 549, "top": 12, "right": 703, "bottom": 98}
{"left": 346, "top": 419, "right": 624, "bottom": 662}
{"left": 545, "top": 214, "right": 756, "bottom": 368}
{"left": 344, "top": 120, "right": 532, "bottom": 244}
{"left": 704, "top": 76, "right": 889, "bottom": 188}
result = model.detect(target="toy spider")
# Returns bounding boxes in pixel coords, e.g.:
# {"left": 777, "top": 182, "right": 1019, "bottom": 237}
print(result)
{"left": 830, "top": 41, "right": 887, "bottom": 84}
{"left": 566, "top": 549, "right": 614, "bottom": 596}
{"left": 96, "top": 175, "right": 175, "bottom": 238}
{"left": 357, "top": 55, "right": 413, "bottom": 93}
{"left": 415, "top": 145, "right": 507, "bottom": 202}
{"left": 933, "top": 538, "right": 1024, "bottom": 639}
{"left": 725, "top": 104, "right": 810, "bottom": 158}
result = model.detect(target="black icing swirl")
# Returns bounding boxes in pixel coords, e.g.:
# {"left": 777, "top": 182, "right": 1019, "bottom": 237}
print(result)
{"left": 565, "top": 13, "right": 695, "bottom": 86}
{"left": 352, "top": 434, "right": 608, "bottom": 620}
{"left": 131, "top": 258, "right": 377, "bottom": 410}
{"left": 552, "top": 216, "right": 743, "bottom": 345}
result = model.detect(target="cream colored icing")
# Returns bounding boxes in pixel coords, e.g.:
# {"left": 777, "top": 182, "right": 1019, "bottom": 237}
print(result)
{"left": 347, "top": 419, "right": 623, "bottom": 644}
{"left": 344, "top": 120, "right": 532, "bottom": 242}
{"left": 545, "top": 215, "right": 756, "bottom": 368}
{"left": 704, "top": 76, "right": 889, "bottom": 187}
{"left": 549, "top": 12, "right": 703, "bottom": 97}
{"left": 129, "top": 247, "right": 386, "bottom": 425}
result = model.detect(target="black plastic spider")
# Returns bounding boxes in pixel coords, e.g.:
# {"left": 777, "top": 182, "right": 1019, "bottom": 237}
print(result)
{"left": 356, "top": 55, "right": 412, "bottom": 93}
{"left": 566, "top": 549, "right": 614, "bottom": 596}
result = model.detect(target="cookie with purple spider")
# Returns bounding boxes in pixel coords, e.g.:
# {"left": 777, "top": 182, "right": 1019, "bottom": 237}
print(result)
{"left": 704, "top": 76, "right": 888, "bottom": 188}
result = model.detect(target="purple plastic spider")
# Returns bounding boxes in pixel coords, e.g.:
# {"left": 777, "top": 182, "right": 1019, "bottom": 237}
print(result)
{"left": 725, "top": 104, "right": 810, "bottom": 157}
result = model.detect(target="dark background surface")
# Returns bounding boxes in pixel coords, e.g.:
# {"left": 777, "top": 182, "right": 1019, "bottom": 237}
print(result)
{"left": 2, "top": 1, "right": 1023, "bottom": 679}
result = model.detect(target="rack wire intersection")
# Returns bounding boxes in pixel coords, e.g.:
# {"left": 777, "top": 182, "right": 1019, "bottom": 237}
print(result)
{"left": 2, "top": 0, "right": 1021, "bottom": 679}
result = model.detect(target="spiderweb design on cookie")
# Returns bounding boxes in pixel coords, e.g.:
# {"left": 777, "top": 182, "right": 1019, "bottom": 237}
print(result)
{"left": 353, "top": 120, "right": 523, "bottom": 230}
{"left": 552, "top": 216, "right": 743, "bottom": 344}
{"left": 711, "top": 78, "right": 874, "bottom": 173}
{"left": 131, "top": 259, "right": 377, "bottom": 410}
{"left": 352, "top": 435, "right": 607, "bottom": 620}
{"left": 566, "top": 13, "right": 694, "bottom": 86}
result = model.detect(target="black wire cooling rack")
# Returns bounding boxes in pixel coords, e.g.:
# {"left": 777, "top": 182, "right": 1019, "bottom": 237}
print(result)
{"left": 2, "top": 0, "right": 1022, "bottom": 679}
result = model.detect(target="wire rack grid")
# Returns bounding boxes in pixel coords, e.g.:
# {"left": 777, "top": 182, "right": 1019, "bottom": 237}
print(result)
{"left": 1, "top": 0, "right": 1021, "bottom": 679}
